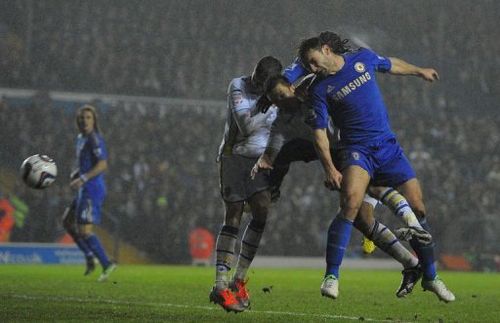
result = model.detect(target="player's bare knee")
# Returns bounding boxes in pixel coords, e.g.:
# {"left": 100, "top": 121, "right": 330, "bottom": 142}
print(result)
{"left": 78, "top": 224, "right": 94, "bottom": 239}
{"left": 224, "top": 218, "right": 241, "bottom": 228}
{"left": 367, "top": 185, "right": 386, "bottom": 199}
{"left": 77, "top": 228, "right": 91, "bottom": 239}
{"left": 342, "top": 193, "right": 363, "bottom": 220}
{"left": 224, "top": 201, "right": 244, "bottom": 227}
{"left": 224, "top": 217, "right": 241, "bottom": 228}
{"left": 248, "top": 191, "right": 271, "bottom": 217}
{"left": 342, "top": 206, "right": 361, "bottom": 221}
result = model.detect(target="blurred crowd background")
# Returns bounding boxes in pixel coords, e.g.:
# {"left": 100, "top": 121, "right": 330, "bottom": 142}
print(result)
{"left": 0, "top": 0, "right": 498, "bottom": 267}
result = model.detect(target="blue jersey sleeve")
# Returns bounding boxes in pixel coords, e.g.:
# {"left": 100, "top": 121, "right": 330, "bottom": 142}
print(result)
{"left": 89, "top": 133, "right": 108, "bottom": 161}
{"left": 283, "top": 57, "right": 309, "bottom": 84}
{"left": 362, "top": 48, "right": 392, "bottom": 73}
{"left": 310, "top": 85, "right": 329, "bottom": 129}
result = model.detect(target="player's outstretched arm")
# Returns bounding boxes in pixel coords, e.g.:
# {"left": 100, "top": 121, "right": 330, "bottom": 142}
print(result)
{"left": 313, "top": 129, "right": 342, "bottom": 191}
{"left": 388, "top": 57, "right": 439, "bottom": 82}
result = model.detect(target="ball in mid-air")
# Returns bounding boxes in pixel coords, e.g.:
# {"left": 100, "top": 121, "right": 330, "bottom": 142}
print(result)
{"left": 20, "top": 154, "right": 57, "bottom": 189}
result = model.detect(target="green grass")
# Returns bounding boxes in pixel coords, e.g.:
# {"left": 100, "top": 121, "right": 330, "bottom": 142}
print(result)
{"left": 0, "top": 265, "right": 498, "bottom": 322}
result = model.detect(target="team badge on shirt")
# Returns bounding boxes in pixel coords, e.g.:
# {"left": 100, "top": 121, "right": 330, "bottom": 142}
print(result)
{"left": 231, "top": 90, "right": 244, "bottom": 105}
{"left": 354, "top": 62, "right": 366, "bottom": 73}
{"left": 327, "top": 85, "right": 335, "bottom": 94}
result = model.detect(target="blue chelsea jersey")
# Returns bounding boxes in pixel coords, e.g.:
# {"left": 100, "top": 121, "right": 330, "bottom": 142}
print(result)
{"left": 310, "top": 48, "right": 396, "bottom": 145}
{"left": 76, "top": 131, "right": 107, "bottom": 196}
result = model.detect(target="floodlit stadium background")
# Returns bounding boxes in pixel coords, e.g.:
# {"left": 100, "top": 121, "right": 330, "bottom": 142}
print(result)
{"left": 0, "top": 0, "right": 498, "bottom": 270}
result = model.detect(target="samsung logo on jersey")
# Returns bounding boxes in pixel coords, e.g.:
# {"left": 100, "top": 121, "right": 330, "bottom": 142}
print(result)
{"left": 334, "top": 72, "right": 371, "bottom": 101}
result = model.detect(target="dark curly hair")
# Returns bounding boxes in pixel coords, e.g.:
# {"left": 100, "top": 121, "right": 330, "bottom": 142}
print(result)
{"left": 298, "top": 31, "right": 350, "bottom": 64}
{"left": 253, "top": 56, "right": 283, "bottom": 89}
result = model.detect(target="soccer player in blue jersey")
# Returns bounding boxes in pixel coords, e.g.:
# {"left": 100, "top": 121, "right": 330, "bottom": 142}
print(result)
{"left": 62, "top": 105, "right": 116, "bottom": 282}
{"left": 295, "top": 31, "right": 454, "bottom": 302}
{"left": 254, "top": 74, "right": 430, "bottom": 298}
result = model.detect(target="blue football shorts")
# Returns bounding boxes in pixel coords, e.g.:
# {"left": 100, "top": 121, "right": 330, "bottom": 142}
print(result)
{"left": 333, "top": 137, "right": 416, "bottom": 188}
{"left": 76, "top": 190, "right": 105, "bottom": 225}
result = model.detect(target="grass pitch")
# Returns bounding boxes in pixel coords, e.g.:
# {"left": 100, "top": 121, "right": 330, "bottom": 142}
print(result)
{"left": 1, "top": 265, "right": 499, "bottom": 322}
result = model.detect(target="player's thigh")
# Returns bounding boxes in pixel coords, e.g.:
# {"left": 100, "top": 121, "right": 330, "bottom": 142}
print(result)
{"left": 78, "top": 223, "right": 94, "bottom": 237}
{"left": 340, "top": 165, "right": 371, "bottom": 218}
{"left": 220, "top": 155, "right": 269, "bottom": 202}
{"left": 247, "top": 189, "right": 271, "bottom": 219}
{"left": 219, "top": 155, "right": 245, "bottom": 202}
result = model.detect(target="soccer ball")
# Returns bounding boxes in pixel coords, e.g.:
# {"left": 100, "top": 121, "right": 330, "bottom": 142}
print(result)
{"left": 20, "top": 154, "right": 58, "bottom": 189}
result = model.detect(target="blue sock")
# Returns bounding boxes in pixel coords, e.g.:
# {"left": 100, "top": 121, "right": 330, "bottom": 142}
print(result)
{"left": 85, "top": 235, "right": 111, "bottom": 269}
{"left": 74, "top": 237, "right": 94, "bottom": 260}
{"left": 325, "top": 215, "right": 353, "bottom": 279}
{"left": 410, "top": 218, "right": 437, "bottom": 280}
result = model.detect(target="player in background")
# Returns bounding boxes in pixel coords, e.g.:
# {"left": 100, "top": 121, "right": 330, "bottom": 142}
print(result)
{"left": 210, "top": 56, "right": 282, "bottom": 313}
{"left": 297, "top": 31, "right": 454, "bottom": 302}
{"left": 253, "top": 74, "right": 428, "bottom": 298}
{"left": 62, "top": 105, "right": 116, "bottom": 282}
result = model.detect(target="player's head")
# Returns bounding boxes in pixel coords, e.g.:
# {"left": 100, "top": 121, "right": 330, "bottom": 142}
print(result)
{"left": 76, "top": 104, "right": 100, "bottom": 134}
{"left": 251, "top": 56, "right": 283, "bottom": 93}
{"left": 264, "top": 75, "right": 302, "bottom": 111}
{"left": 298, "top": 31, "right": 350, "bottom": 76}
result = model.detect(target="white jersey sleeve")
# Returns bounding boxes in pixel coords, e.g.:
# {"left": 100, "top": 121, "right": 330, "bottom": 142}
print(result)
{"left": 230, "top": 80, "right": 271, "bottom": 136}
{"left": 218, "top": 77, "right": 277, "bottom": 159}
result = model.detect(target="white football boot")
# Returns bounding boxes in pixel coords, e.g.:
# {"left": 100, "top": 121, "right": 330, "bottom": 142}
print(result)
{"left": 422, "top": 277, "right": 455, "bottom": 302}
{"left": 97, "top": 263, "right": 117, "bottom": 282}
{"left": 320, "top": 275, "right": 339, "bottom": 299}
